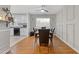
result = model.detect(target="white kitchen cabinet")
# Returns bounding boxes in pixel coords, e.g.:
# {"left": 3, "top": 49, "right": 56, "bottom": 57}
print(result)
{"left": 20, "top": 28, "right": 27, "bottom": 36}
{"left": 0, "top": 30, "right": 10, "bottom": 53}
{"left": 13, "top": 14, "right": 27, "bottom": 24}
{"left": 10, "top": 28, "right": 14, "bottom": 36}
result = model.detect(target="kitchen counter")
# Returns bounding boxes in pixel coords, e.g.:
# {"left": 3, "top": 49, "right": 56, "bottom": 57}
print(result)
{"left": 10, "top": 27, "right": 26, "bottom": 28}
{"left": 9, "top": 25, "right": 27, "bottom": 28}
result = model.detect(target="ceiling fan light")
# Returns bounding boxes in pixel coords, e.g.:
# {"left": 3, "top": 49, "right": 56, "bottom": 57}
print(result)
{"left": 41, "top": 9, "right": 45, "bottom": 12}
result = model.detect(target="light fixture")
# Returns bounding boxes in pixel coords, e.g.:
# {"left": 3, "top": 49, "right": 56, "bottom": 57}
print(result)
{"left": 40, "top": 5, "right": 48, "bottom": 13}
{"left": 0, "top": 16, "right": 2, "bottom": 20}
{"left": 41, "top": 9, "right": 45, "bottom": 12}
{"left": 2, "top": 8, "right": 14, "bottom": 23}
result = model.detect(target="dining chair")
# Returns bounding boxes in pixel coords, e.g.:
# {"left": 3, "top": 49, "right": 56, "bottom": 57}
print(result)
{"left": 39, "top": 29, "right": 50, "bottom": 46}
{"left": 49, "top": 28, "right": 55, "bottom": 48}
{"left": 33, "top": 27, "right": 39, "bottom": 47}
{"left": 38, "top": 29, "right": 51, "bottom": 53}
{"left": 41, "top": 27, "right": 46, "bottom": 29}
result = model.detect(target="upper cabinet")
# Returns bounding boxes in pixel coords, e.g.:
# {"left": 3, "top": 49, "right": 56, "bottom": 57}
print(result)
{"left": 13, "top": 14, "right": 26, "bottom": 23}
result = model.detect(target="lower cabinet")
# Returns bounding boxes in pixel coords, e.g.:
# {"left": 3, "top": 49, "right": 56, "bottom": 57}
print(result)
{"left": 20, "top": 28, "right": 27, "bottom": 36}
{"left": 10, "top": 28, "right": 14, "bottom": 36}
{"left": 0, "top": 30, "right": 10, "bottom": 53}
{"left": 10, "top": 28, "right": 27, "bottom": 36}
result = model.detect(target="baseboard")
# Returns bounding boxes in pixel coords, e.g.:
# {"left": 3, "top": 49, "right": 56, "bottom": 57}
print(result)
{"left": 55, "top": 34, "right": 79, "bottom": 53}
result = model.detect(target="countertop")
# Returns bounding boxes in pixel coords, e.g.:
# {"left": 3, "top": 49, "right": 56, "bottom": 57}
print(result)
{"left": 9, "top": 26, "right": 26, "bottom": 28}
{"left": 9, "top": 25, "right": 27, "bottom": 28}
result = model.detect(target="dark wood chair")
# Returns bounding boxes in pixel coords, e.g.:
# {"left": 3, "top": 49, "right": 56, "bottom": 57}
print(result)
{"left": 41, "top": 27, "right": 46, "bottom": 29}
{"left": 49, "top": 28, "right": 55, "bottom": 47}
{"left": 33, "top": 27, "right": 39, "bottom": 46}
{"left": 39, "top": 29, "right": 50, "bottom": 46}
{"left": 33, "top": 27, "right": 38, "bottom": 38}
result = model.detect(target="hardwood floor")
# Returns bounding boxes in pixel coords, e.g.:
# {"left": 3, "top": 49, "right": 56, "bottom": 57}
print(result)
{"left": 8, "top": 36, "right": 77, "bottom": 54}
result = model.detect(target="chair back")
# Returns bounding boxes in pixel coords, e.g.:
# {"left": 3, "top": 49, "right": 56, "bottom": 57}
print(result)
{"left": 39, "top": 29, "right": 50, "bottom": 46}
{"left": 50, "top": 28, "right": 55, "bottom": 39}
{"left": 41, "top": 27, "right": 46, "bottom": 29}
{"left": 33, "top": 27, "right": 37, "bottom": 33}
{"left": 52, "top": 28, "right": 55, "bottom": 33}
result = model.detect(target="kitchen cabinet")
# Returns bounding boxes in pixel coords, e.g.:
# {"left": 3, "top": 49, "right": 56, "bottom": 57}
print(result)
{"left": 9, "top": 27, "right": 27, "bottom": 36}
{"left": 20, "top": 28, "right": 27, "bottom": 36}
{"left": 13, "top": 14, "right": 27, "bottom": 24}
{"left": 10, "top": 28, "right": 14, "bottom": 36}
{"left": 0, "top": 29, "right": 10, "bottom": 53}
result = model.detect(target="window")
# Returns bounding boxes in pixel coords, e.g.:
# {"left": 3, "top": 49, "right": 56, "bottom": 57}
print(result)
{"left": 36, "top": 18, "right": 50, "bottom": 28}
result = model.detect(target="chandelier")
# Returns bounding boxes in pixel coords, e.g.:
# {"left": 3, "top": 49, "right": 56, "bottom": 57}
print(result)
{"left": 2, "top": 8, "right": 14, "bottom": 23}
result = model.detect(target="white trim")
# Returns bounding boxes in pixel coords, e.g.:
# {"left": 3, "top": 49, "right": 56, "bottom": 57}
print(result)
{"left": 55, "top": 34, "right": 79, "bottom": 53}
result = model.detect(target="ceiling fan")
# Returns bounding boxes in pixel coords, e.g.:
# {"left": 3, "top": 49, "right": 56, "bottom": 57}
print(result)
{"left": 40, "top": 5, "right": 48, "bottom": 12}
{"left": 30, "top": 5, "right": 48, "bottom": 13}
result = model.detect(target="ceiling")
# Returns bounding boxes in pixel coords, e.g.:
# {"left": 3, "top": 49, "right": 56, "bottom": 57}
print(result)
{"left": 0, "top": 5, "right": 64, "bottom": 14}
{"left": 10, "top": 5, "right": 64, "bottom": 14}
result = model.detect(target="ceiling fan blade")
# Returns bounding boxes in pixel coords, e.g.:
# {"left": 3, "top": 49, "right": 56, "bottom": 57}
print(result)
{"left": 44, "top": 9, "right": 48, "bottom": 12}
{"left": 29, "top": 5, "right": 48, "bottom": 13}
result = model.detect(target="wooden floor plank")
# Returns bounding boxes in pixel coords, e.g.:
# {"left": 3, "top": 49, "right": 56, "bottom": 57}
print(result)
{"left": 8, "top": 36, "right": 77, "bottom": 54}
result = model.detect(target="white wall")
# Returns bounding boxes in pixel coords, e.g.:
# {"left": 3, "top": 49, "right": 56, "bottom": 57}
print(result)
{"left": 56, "top": 5, "right": 79, "bottom": 52}
{"left": 26, "top": 13, "right": 30, "bottom": 36}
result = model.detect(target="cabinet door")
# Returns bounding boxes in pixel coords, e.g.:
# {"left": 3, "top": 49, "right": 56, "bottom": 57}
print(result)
{"left": 13, "top": 14, "right": 26, "bottom": 24}
{"left": 0, "top": 30, "right": 10, "bottom": 53}
{"left": 23, "top": 28, "right": 27, "bottom": 35}
{"left": 20, "top": 28, "right": 27, "bottom": 36}
{"left": 20, "top": 28, "right": 24, "bottom": 36}
{"left": 10, "top": 28, "right": 14, "bottom": 36}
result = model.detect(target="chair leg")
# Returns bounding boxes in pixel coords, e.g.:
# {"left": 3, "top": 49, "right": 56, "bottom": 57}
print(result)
{"left": 50, "top": 38, "right": 53, "bottom": 49}
{"left": 34, "top": 37, "right": 38, "bottom": 53}
{"left": 48, "top": 44, "right": 50, "bottom": 53}
{"left": 34, "top": 37, "right": 37, "bottom": 47}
